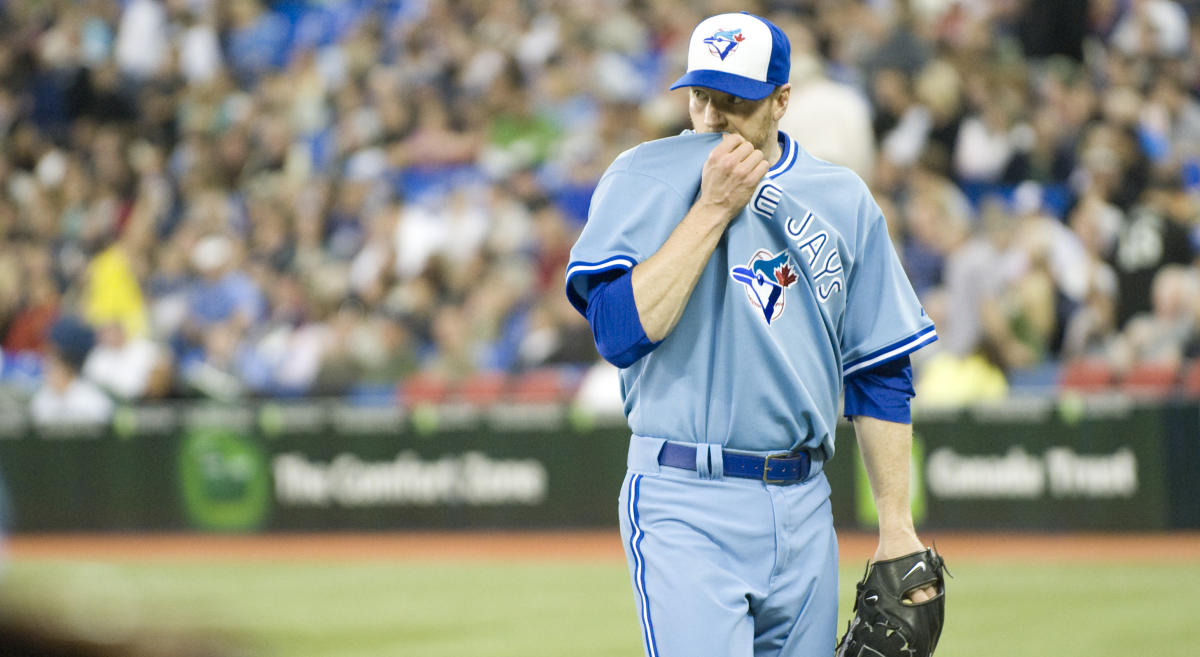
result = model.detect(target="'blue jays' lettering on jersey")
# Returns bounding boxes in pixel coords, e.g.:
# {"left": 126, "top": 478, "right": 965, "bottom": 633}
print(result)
{"left": 566, "top": 132, "right": 936, "bottom": 457}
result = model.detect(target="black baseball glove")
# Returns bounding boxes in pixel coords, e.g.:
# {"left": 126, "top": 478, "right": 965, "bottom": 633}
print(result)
{"left": 835, "top": 547, "right": 947, "bottom": 657}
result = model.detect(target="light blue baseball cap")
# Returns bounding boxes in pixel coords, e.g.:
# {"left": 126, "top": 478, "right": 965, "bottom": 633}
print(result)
{"left": 669, "top": 12, "right": 791, "bottom": 101}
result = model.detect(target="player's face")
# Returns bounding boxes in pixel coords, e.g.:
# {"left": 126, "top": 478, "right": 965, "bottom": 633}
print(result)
{"left": 688, "top": 85, "right": 789, "bottom": 156}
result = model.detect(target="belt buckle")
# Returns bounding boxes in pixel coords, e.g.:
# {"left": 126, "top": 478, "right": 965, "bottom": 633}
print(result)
{"left": 762, "top": 452, "right": 795, "bottom": 485}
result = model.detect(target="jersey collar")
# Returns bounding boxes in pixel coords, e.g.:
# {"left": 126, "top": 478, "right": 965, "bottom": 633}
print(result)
{"left": 767, "top": 131, "right": 798, "bottom": 179}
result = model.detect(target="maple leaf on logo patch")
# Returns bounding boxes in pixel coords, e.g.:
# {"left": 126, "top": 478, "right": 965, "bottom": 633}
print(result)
{"left": 775, "top": 264, "right": 798, "bottom": 287}
{"left": 734, "top": 33, "right": 745, "bottom": 42}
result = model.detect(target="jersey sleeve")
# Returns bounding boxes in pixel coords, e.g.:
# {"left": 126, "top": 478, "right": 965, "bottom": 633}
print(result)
{"left": 840, "top": 197, "right": 937, "bottom": 377}
{"left": 564, "top": 166, "right": 693, "bottom": 316}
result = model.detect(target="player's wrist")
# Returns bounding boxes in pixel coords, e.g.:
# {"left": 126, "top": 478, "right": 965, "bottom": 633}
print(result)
{"left": 874, "top": 525, "right": 923, "bottom": 562}
{"left": 690, "top": 197, "right": 742, "bottom": 228}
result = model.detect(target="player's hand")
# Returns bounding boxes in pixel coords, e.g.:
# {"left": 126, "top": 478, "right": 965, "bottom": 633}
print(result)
{"left": 697, "top": 133, "right": 769, "bottom": 220}
{"left": 873, "top": 532, "right": 937, "bottom": 604}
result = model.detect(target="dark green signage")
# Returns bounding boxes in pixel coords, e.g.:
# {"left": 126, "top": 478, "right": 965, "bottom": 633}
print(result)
{"left": 0, "top": 399, "right": 1194, "bottom": 532}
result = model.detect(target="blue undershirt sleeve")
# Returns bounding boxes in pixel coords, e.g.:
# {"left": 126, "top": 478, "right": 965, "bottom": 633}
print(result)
{"left": 843, "top": 355, "right": 915, "bottom": 424}
{"left": 584, "top": 270, "right": 661, "bottom": 368}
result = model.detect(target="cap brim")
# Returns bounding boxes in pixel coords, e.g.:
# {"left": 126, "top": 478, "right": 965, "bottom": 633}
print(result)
{"left": 669, "top": 70, "right": 776, "bottom": 100}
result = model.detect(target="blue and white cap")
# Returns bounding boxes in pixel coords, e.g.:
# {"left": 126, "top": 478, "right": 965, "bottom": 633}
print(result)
{"left": 670, "top": 12, "right": 791, "bottom": 100}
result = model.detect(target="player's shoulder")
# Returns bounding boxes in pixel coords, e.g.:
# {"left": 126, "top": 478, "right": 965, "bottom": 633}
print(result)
{"left": 774, "top": 133, "right": 880, "bottom": 221}
{"left": 781, "top": 134, "right": 871, "bottom": 195}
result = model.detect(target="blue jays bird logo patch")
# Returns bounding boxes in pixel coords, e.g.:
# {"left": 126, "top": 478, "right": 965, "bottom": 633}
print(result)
{"left": 731, "top": 249, "right": 798, "bottom": 325}
{"left": 704, "top": 28, "right": 745, "bottom": 60}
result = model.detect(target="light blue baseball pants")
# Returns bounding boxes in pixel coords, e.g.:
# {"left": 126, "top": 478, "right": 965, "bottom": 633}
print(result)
{"left": 618, "top": 435, "right": 839, "bottom": 657}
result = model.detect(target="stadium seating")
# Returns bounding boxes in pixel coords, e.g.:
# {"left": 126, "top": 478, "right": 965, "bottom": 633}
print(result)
{"left": 1120, "top": 362, "right": 1181, "bottom": 398}
{"left": 1057, "top": 359, "right": 1117, "bottom": 393}
{"left": 1182, "top": 360, "right": 1200, "bottom": 398}
{"left": 400, "top": 372, "right": 451, "bottom": 405}
{"left": 459, "top": 371, "right": 509, "bottom": 406}
{"left": 510, "top": 369, "right": 571, "bottom": 404}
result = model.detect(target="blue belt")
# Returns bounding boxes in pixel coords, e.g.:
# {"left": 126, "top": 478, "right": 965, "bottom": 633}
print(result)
{"left": 657, "top": 442, "right": 813, "bottom": 484}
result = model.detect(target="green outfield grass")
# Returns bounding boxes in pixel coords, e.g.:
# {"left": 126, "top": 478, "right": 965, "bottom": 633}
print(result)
{"left": 1, "top": 558, "right": 1196, "bottom": 656}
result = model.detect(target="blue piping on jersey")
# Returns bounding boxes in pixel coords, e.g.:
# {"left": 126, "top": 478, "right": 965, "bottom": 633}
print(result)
{"left": 566, "top": 256, "right": 637, "bottom": 282}
{"left": 767, "top": 131, "right": 798, "bottom": 179}
{"left": 843, "top": 325, "right": 938, "bottom": 377}
{"left": 628, "top": 474, "right": 659, "bottom": 657}
{"left": 565, "top": 256, "right": 638, "bottom": 315}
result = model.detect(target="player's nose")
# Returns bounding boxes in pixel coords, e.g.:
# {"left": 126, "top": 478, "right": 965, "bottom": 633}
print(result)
{"left": 704, "top": 103, "right": 727, "bottom": 130}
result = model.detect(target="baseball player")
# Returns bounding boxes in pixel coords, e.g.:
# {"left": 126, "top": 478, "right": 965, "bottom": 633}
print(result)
{"left": 565, "top": 12, "right": 946, "bottom": 657}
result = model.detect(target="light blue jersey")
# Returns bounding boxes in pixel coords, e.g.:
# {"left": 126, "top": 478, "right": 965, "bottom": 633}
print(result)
{"left": 567, "top": 131, "right": 935, "bottom": 458}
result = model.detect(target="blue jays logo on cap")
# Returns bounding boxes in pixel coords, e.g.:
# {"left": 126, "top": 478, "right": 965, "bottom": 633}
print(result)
{"left": 704, "top": 28, "right": 745, "bottom": 60}
{"left": 670, "top": 12, "right": 791, "bottom": 101}
{"left": 730, "top": 249, "right": 798, "bottom": 325}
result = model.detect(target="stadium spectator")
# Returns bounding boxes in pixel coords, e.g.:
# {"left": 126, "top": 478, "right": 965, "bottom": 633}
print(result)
{"left": 918, "top": 181, "right": 984, "bottom": 357}
{"left": 899, "top": 166, "right": 973, "bottom": 300}
{"left": 1112, "top": 264, "right": 1200, "bottom": 371}
{"left": 1015, "top": 0, "right": 1089, "bottom": 61}
{"left": 83, "top": 320, "right": 171, "bottom": 401}
{"left": 953, "top": 73, "right": 1032, "bottom": 185}
{"left": 182, "top": 233, "right": 265, "bottom": 335}
{"left": 913, "top": 344, "right": 1010, "bottom": 408}
{"left": 114, "top": 0, "right": 168, "bottom": 80}
{"left": 1106, "top": 179, "right": 1197, "bottom": 326}
{"left": 3, "top": 252, "right": 60, "bottom": 355}
{"left": 1062, "top": 194, "right": 1125, "bottom": 362}
{"left": 1061, "top": 275, "right": 1123, "bottom": 362}
{"left": 225, "top": 0, "right": 291, "bottom": 86}
{"left": 29, "top": 315, "right": 112, "bottom": 425}
{"left": 424, "top": 303, "right": 480, "bottom": 382}
{"left": 80, "top": 230, "right": 151, "bottom": 343}
{"left": 912, "top": 58, "right": 966, "bottom": 175}
{"left": 1111, "top": 0, "right": 1191, "bottom": 58}
{"left": 174, "top": 233, "right": 266, "bottom": 398}
{"left": 873, "top": 67, "right": 929, "bottom": 169}
{"left": 778, "top": 26, "right": 876, "bottom": 180}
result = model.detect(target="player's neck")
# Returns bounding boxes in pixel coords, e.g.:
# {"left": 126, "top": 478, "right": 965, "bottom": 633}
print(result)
{"left": 761, "top": 128, "right": 782, "bottom": 167}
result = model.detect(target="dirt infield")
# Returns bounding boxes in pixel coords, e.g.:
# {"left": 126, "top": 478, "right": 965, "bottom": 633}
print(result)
{"left": 7, "top": 530, "right": 1200, "bottom": 563}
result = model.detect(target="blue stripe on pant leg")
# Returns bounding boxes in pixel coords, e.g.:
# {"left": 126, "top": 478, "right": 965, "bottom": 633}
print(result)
{"left": 628, "top": 474, "right": 659, "bottom": 657}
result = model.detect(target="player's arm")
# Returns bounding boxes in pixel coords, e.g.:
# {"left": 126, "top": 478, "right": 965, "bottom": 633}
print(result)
{"left": 854, "top": 415, "right": 922, "bottom": 557}
{"left": 853, "top": 416, "right": 935, "bottom": 603}
{"left": 847, "top": 355, "right": 935, "bottom": 603}
{"left": 631, "top": 133, "right": 768, "bottom": 341}
{"left": 575, "top": 133, "right": 766, "bottom": 366}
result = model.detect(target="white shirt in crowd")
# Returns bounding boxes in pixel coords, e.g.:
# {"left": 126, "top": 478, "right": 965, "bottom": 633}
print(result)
{"left": 30, "top": 378, "right": 114, "bottom": 426}
{"left": 83, "top": 336, "right": 163, "bottom": 401}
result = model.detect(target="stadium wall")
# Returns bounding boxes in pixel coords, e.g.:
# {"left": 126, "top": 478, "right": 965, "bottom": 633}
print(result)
{"left": 0, "top": 398, "right": 1196, "bottom": 532}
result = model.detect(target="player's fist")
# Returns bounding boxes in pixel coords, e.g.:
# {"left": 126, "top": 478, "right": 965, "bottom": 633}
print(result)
{"left": 698, "top": 133, "right": 770, "bottom": 220}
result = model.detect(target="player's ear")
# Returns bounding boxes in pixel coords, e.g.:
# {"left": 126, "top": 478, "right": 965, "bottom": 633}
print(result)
{"left": 772, "top": 84, "right": 791, "bottom": 120}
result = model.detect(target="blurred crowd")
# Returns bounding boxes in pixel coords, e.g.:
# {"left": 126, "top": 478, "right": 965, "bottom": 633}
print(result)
{"left": 2, "top": 0, "right": 1200, "bottom": 420}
